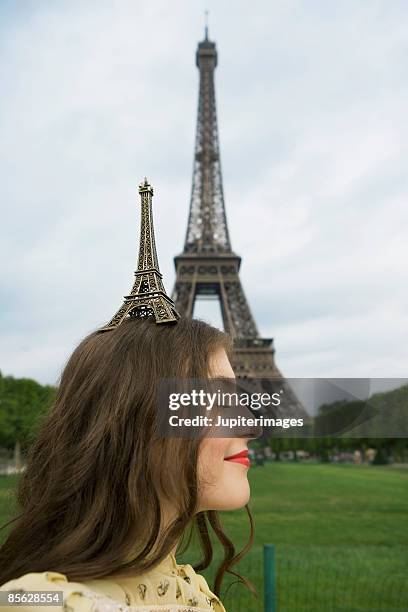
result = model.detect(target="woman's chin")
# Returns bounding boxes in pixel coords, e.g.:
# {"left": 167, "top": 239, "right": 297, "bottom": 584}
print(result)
{"left": 211, "top": 484, "right": 251, "bottom": 511}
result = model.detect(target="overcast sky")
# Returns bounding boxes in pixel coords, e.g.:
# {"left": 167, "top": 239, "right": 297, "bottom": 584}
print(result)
{"left": 0, "top": 0, "right": 407, "bottom": 386}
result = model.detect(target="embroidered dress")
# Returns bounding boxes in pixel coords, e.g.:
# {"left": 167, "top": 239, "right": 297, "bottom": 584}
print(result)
{"left": 0, "top": 554, "right": 226, "bottom": 612}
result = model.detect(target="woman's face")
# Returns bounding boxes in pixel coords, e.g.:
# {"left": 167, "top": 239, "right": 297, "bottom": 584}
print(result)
{"left": 197, "top": 346, "right": 252, "bottom": 512}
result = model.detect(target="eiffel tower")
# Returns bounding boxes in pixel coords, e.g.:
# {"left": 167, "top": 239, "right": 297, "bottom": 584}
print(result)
{"left": 172, "top": 29, "right": 306, "bottom": 418}
{"left": 101, "top": 178, "right": 179, "bottom": 331}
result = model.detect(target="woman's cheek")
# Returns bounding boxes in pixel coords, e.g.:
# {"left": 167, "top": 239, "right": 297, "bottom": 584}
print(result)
{"left": 198, "top": 438, "right": 228, "bottom": 481}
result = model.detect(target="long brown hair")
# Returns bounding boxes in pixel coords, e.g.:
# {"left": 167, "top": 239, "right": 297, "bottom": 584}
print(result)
{"left": 0, "top": 317, "right": 254, "bottom": 597}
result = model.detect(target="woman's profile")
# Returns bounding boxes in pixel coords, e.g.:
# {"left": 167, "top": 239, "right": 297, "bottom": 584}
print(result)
{"left": 0, "top": 180, "right": 258, "bottom": 612}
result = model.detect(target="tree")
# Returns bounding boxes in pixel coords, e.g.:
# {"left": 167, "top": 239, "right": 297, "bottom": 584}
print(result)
{"left": 0, "top": 371, "right": 55, "bottom": 464}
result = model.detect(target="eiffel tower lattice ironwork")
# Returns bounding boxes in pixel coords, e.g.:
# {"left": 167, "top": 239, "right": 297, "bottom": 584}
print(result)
{"left": 101, "top": 178, "right": 179, "bottom": 331}
{"left": 171, "top": 30, "right": 308, "bottom": 421}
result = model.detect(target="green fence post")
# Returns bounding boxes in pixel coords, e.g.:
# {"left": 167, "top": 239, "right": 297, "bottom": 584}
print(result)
{"left": 264, "top": 544, "right": 276, "bottom": 612}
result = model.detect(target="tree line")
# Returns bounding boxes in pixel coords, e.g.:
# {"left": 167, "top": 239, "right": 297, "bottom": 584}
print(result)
{"left": 0, "top": 371, "right": 56, "bottom": 465}
{"left": 265, "top": 384, "right": 408, "bottom": 465}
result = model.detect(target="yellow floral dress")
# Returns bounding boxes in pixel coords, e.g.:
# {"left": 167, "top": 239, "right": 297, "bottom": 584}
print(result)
{"left": 0, "top": 554, "right": 226, "bottom": 612}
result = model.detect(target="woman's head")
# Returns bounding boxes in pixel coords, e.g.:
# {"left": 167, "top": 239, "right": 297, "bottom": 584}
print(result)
{"left": 0, "top": 316, "right": 255, "bottom": 595}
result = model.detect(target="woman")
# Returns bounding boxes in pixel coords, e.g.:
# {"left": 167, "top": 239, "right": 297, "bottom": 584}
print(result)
{"left": 0, "top": 316, "right": 258, "bottom": 611}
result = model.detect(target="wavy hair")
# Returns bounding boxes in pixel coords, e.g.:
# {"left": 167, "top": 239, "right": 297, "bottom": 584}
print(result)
{"left": 0, "top": 317, "right": 255, "bottom": 597}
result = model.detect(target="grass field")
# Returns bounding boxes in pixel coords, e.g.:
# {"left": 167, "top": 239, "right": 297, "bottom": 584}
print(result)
{"left": 1, "top": 463, "right": 407, "bottom": 611}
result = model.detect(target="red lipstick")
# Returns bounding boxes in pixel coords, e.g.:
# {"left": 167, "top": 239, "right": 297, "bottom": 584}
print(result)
{"left": 224, "top": 449, "right": 250, "bottom": 468}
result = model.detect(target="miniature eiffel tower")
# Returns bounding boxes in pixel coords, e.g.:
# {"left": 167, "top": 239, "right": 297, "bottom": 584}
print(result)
{"left": 172, "top": 29, "right": 306, "bottom": 418}
{"left": 101, "top": 178, "right": 179, "bottom": 330}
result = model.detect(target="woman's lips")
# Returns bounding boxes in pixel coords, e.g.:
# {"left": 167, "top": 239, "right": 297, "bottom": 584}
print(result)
{"left": 224, "top": 449, "right": 250, "bottom": 468}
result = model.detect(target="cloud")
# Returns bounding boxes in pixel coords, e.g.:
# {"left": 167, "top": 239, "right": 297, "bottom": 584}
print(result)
{"left": 0, "top": 0, "right": 407, "bottom": 384}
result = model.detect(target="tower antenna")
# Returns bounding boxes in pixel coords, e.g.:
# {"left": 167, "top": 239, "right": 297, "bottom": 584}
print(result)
{"left": 204, "top": 9, "right": 209, "bottom": 39}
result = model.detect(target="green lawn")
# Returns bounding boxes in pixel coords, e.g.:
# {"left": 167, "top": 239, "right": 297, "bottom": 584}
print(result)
{"left": 0, "top": 473, "right": 19, "bottom": 531}
{"left": 194, "top": 463, "right": 408, "bottom": 612}
{"left": 1, "top": 463, "right": 407, "bottom": 611}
